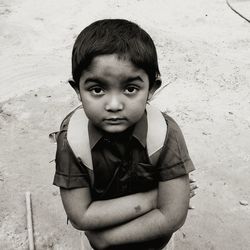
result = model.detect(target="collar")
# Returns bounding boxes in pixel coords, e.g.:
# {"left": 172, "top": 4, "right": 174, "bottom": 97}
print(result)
{"left": 88, "top": 112, "right": 148, "bottom": 149}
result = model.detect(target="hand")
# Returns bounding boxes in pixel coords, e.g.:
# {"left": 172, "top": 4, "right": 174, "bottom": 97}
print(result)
{"left": 189, "top": 176, "right": 198, "bottom": 198}
{"left": 189, "top": 176, "right": 198, "bottom": 209}
{"left": 85, "top": 230, "right": 108, "bottom": 250}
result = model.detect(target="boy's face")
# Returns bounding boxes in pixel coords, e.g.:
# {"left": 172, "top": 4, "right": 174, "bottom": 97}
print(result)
{"left": 77, "top": 54, "right": 155, "bottom": 134}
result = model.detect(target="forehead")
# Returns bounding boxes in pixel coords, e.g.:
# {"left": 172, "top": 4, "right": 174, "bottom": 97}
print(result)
{"left": 82, "top": 54, "right": 147, "bottom": 80}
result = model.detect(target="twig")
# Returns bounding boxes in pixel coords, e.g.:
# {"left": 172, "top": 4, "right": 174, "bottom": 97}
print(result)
{"left": 26, "top": 192, "right": 35, "bottom": 250}
{"left": 226, "top": 0, "right": 250, "bottom": 23}
{"left": 150, "top": 83, "right": 171, "bottom": 101}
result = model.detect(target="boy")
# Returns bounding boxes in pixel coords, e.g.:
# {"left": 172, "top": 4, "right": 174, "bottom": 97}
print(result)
{"left": 53, "top": 19, "right": 195, "bottom": 250}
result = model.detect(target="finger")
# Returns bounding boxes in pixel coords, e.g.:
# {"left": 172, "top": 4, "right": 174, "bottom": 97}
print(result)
{"left": 189, "top": 204, "right": 195, "bottom": 209}
{"left": 190, "top": 183, "right": 198, "bottom": 191}
{"left": 189, "top": 176, "right": 196, "bottom": 183}
{"left": 190, "top": 190, "right": 196, "bottom": 198}
{"left": 49, "top": 132, "right": 58, "bottom": 144}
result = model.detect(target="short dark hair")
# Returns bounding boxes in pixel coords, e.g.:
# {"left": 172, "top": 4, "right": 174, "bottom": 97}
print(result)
{"left": 71, "top": 19, "right": 161, "bottom": 88}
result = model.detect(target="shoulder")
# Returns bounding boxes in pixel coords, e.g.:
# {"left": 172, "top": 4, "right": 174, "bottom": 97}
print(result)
{"left": 54, "top": 105, "right": 85, "bottom": 158}
{"left": 158, "top": 112, "right": 195, "bottom": 180}
{"left": 161, "top": 112, "right": 188, "bottom": 145}
{"left": 162, "top": 112, "right": 182, "bottom": 133}
{"left": 161, "top": 111, "right": 190, "bottom": 158}
{"left": 53, "top": 107, "right": 92, "bottom": 189}
{"left": 59, "top": 105, "right": 83, "bottom": 131}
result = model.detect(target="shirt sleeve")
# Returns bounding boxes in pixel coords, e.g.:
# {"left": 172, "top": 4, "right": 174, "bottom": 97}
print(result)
{"left": 53, "top": 130, "right": 90, "bottom": 189}
{"left": 157, "top": 113, "right": 195, "bottom": 181}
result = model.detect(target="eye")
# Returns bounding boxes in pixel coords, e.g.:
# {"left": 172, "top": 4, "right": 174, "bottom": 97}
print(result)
{"left": 89, "top": 86, "right": 105, "bottom": 96}
{"left": 124, "top": 85, "right": 139, "bottom": 95}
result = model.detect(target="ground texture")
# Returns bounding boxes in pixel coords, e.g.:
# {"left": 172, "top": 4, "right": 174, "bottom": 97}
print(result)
{"left": 0, "top": 0, "right": 250, "bottom": 249}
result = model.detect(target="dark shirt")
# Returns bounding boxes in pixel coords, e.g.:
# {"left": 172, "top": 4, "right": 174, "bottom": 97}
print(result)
{"left": 53, "top": 110, "right": 195, "bottom": 249}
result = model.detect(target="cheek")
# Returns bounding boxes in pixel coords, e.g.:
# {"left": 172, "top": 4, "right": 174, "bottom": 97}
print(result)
{"left": 80, "top": 96, "right": 99, "bottom": 116}
{"left": 80, "top": 91, "right": 96, "bottom": 107}
{"left": 132, "top": 92, "right": 149, "bottom": 107}
{"left": 82, "top": 106, "right": 102, "bottom": 124}
{"left": 127, "top": 98, "right": 147, "bottom": 118}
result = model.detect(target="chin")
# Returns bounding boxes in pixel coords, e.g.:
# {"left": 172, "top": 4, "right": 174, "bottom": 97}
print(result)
{"left": 102, "top": 125, "right": 128, "bottom": 134}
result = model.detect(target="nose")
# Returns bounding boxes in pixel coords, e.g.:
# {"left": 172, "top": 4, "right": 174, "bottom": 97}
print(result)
{"left": 105, "top": 94, "right": 124, "bottom": 112}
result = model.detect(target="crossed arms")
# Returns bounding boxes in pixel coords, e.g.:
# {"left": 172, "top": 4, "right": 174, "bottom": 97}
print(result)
{"left": 60, "top": 174, "right": 194, "bottom": 249}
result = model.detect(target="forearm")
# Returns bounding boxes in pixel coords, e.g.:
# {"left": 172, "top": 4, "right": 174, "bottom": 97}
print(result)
{"left": 85, "top": 190, "right": 157, "bottom": 230}
{"left": 62, "top": 188, "right": 157, "bottom": 231}
{"left": 85, "top": 176, "right": 190, "bottom": 249}
{"left": 83, "top": 177, "right": 197, "bottom": 230}
{"left": 95, "top": 206, "right": 187, "bottom": 247}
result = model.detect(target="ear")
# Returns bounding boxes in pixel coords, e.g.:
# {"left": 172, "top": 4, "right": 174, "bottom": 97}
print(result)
{"left": 148, "top": 76, "right": 162, "bottom": 100}
{"left": 68, "top": 79, "right": 82, "bottom": 101}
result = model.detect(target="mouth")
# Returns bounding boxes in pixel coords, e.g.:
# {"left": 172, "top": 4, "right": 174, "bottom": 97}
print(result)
{"left": 104, "top": 118, "right": 127, "bottom": 124}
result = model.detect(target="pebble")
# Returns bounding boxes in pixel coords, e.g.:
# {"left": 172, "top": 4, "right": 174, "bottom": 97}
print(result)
{"left": 239, "top": 200, "right": 248, "bottom": 206}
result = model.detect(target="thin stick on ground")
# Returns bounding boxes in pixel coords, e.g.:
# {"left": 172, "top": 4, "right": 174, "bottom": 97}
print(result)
{"left": 226, "top": 0, "right": 250, "bottom": 23}
{"left": 26, "top": 192, "right": 35, "bottom": 250}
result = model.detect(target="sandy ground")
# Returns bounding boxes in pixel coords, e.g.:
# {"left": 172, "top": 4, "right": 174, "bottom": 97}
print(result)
{"left": 0, "top": 0, "right": 250, "bottom": 249}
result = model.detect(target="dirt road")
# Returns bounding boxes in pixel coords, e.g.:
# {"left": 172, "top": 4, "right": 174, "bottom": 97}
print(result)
{"left": 0, "top": 0, "right": 250, "bottom": 249}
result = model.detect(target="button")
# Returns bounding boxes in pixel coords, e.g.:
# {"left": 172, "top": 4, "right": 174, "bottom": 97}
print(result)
{"left": 103, "top": 138, "right": 111, "bottom": 143}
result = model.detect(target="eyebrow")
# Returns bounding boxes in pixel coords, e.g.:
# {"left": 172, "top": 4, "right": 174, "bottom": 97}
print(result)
{"left": 85, "top": 77, "right": 104, "bottom": 85}
{"left": 84, "top": 76, "right": 144, "bottom": 85}
{"left": 124, "top": 76, "right": 144, "bottom": 83}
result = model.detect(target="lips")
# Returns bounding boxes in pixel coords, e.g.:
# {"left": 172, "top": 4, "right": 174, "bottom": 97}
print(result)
{"left": 104, "top": 117, "right": 126, "bottom": 124}
{"left": 106, "top": 117, "right": 125, "bottom": 121}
